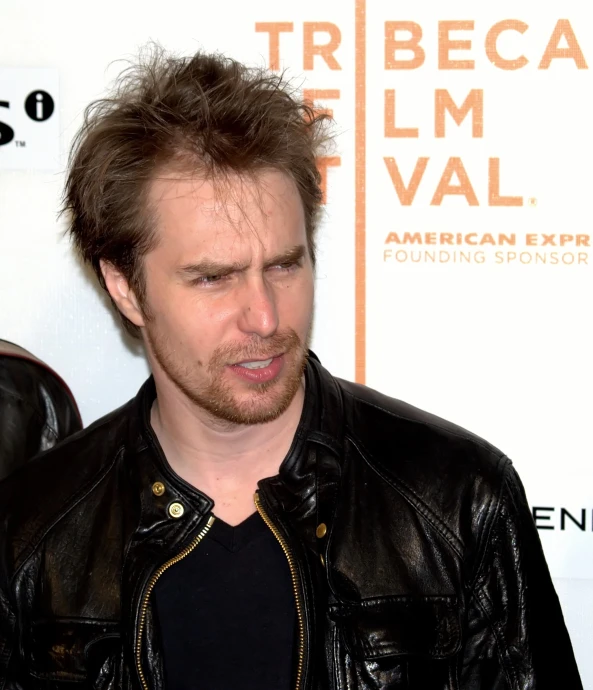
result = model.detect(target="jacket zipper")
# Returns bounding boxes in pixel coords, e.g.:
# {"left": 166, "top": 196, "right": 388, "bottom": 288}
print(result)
{"left": 135, "top": 514, "right": 216, "bottom": 690}
{"left": 254, "top": 491, "right": 306, "bottom": 690}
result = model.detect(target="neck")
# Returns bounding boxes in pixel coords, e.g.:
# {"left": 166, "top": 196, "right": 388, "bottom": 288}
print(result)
{"left": 149, "top": 373, "right": 305, "bottom": 497}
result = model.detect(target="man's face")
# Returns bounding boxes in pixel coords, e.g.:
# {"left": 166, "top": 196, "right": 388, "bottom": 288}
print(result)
{"left": 139, "top": 169, "right": 314, "bottom": 425}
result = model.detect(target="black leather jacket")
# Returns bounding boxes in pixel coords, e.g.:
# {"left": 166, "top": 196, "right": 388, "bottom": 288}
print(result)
{"left": 0, "top": 340, "right": 82, "bottom": 482}
{"left": 0, "top": 355, "right": 582, "bottom": 689}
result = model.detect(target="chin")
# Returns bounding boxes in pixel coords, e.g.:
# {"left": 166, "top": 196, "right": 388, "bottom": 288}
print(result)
{"left": 196, "top": 376, "right": 303, "bottom": 426}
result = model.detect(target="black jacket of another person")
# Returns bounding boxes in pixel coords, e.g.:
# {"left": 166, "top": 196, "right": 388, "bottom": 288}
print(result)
{"left": 0, "top": 354, "right": 582, "bottom": 689}
{"left": 0, "top": 340, "right": 82, "bottom": 482}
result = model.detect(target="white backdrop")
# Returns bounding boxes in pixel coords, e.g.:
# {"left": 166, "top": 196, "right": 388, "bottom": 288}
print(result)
{"left": 1, "top": 1, "right": 591, "bottom": 685}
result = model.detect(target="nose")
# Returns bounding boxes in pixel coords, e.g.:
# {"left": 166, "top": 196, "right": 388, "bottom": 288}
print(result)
{"left": 236, "top": 275, "right": 279, "bottom": 338}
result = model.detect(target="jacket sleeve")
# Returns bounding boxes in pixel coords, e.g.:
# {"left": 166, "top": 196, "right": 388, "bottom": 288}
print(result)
{"left": 0, "top": 497, "right": 21, "bottom": 690}
{"left": 460, "top": 461, "right": 583, "bottom": 689}
{"left": 0, "top": 582, "right": 19, "bottom": 690}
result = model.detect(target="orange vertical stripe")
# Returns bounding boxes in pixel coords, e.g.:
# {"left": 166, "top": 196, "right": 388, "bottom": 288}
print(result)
{"left": 355, "top": 0, "right": 366, "bottom": 384}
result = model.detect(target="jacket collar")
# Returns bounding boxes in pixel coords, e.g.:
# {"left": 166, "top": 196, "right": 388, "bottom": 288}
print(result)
{"left": 258, "top": 353, "right": 344, "bottom": 530}
{"left": 127, "top": 351, "right": 345, "bottom": 521}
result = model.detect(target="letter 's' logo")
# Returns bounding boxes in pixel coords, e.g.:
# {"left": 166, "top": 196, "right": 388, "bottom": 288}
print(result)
{"left": 0, "top": 101, "right": 14, "bottom": 145}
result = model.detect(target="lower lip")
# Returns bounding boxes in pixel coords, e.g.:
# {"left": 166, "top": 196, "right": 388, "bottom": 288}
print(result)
{"left": 229, "top": 355, "right": 284, "bottom": 383}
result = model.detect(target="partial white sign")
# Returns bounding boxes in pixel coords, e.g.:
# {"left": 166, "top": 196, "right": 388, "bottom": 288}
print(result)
{"left": 0, "top": 68, "right": 59, "bottom": 170}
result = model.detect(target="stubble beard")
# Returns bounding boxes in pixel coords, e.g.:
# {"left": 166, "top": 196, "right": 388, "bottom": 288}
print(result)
{"left": 145, "top": 326, "right": 310, "bottom": 426}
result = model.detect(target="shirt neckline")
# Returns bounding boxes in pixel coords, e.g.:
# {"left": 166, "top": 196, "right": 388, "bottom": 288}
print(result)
{"left": 207, "top": 511, "right": 268, "bottom": 552}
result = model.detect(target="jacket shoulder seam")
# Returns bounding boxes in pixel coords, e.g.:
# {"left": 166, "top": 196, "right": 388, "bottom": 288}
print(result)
{"left": 344, "top": 388, "right": 499, "bottom": 455}
{"left": 346, "top": 432, "right": 465, "bottom": 559}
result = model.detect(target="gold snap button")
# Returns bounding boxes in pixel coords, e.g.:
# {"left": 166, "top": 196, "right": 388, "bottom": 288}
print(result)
{"left": 316, "top": 523, "right": 327, "bottom": 539}
{"left": 168, "top": 502, "right": 185, "bottom": 519}
{"left": 152, "top": 482, "right": 166, "bottom": 497}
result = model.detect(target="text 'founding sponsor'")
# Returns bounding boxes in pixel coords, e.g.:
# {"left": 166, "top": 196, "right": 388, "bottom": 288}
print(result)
{"left": 383, "top": 232, "right": 592, "bottom": 265}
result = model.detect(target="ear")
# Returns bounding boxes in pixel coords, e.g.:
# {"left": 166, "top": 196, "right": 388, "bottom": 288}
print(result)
{"left": 100, "top": 260, "right": 146, "bottom": 328}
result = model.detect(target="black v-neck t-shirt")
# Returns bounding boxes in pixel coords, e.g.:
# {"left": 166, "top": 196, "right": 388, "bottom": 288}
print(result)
{"left": 153, "top": 511, "right": 296, "bottom": 690}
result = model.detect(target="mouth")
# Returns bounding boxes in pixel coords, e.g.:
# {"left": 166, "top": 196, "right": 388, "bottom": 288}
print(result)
{"left": 234, "top": 354, "right": 282, "bottom": 369}
{"left": 227, "top": 353, "right": 285, "bottom": 383}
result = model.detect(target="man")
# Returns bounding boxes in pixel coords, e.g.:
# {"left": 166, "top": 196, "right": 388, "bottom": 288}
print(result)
{"left": 0, "top": 48, "right": 582, "bottom": 690}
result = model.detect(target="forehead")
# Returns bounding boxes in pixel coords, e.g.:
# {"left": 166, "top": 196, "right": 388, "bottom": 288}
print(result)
{"left": 147, "top": 169, "right": 305, "bottom": 258}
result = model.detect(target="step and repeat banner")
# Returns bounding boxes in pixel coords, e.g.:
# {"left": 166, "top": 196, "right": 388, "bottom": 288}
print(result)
{"left": 1, "top": 0, "right": 591, "bottom": 684}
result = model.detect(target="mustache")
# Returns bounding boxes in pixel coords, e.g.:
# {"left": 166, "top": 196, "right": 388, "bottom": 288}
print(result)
{"left": 208, "top": 330, "right": 303, "bottom": 370}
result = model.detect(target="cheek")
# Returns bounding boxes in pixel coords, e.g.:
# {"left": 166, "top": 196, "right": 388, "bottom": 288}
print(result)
{"left": 152, "top": 288, "right": 237, "bottom": 349}
{"left": 279, "top": 275, "right": 314, "bottom": 322}
{"left": 147, "top": 286, "right": 198, "bottom": 334}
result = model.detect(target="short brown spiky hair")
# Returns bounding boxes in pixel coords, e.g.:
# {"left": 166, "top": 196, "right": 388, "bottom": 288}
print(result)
{"left": 63, "top": 46, "right": 331, "bottom": 337}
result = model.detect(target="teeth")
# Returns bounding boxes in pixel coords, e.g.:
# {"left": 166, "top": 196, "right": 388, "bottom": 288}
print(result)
{"left": 239, "top": 358, "right": 273, "bottom": 369}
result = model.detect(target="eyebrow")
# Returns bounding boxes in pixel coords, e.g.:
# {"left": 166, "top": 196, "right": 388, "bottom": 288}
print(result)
{"left": 177, "top": 244, "right": 307, "bottom": 278}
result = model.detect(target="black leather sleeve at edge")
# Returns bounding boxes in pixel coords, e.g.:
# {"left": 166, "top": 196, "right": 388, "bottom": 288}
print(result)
{"left": 460, "top": 462, "right": 583, "bottom": 690}
{"left": 0, "top": 574, "right": 19, "bottom": 690}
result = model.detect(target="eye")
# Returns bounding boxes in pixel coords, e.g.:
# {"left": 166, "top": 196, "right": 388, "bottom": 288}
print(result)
{"left": 190, "top": 274, "right": 227, "bottom": 286}
{"left": 271, "top": 260, "right": 301, "bottom": 273}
